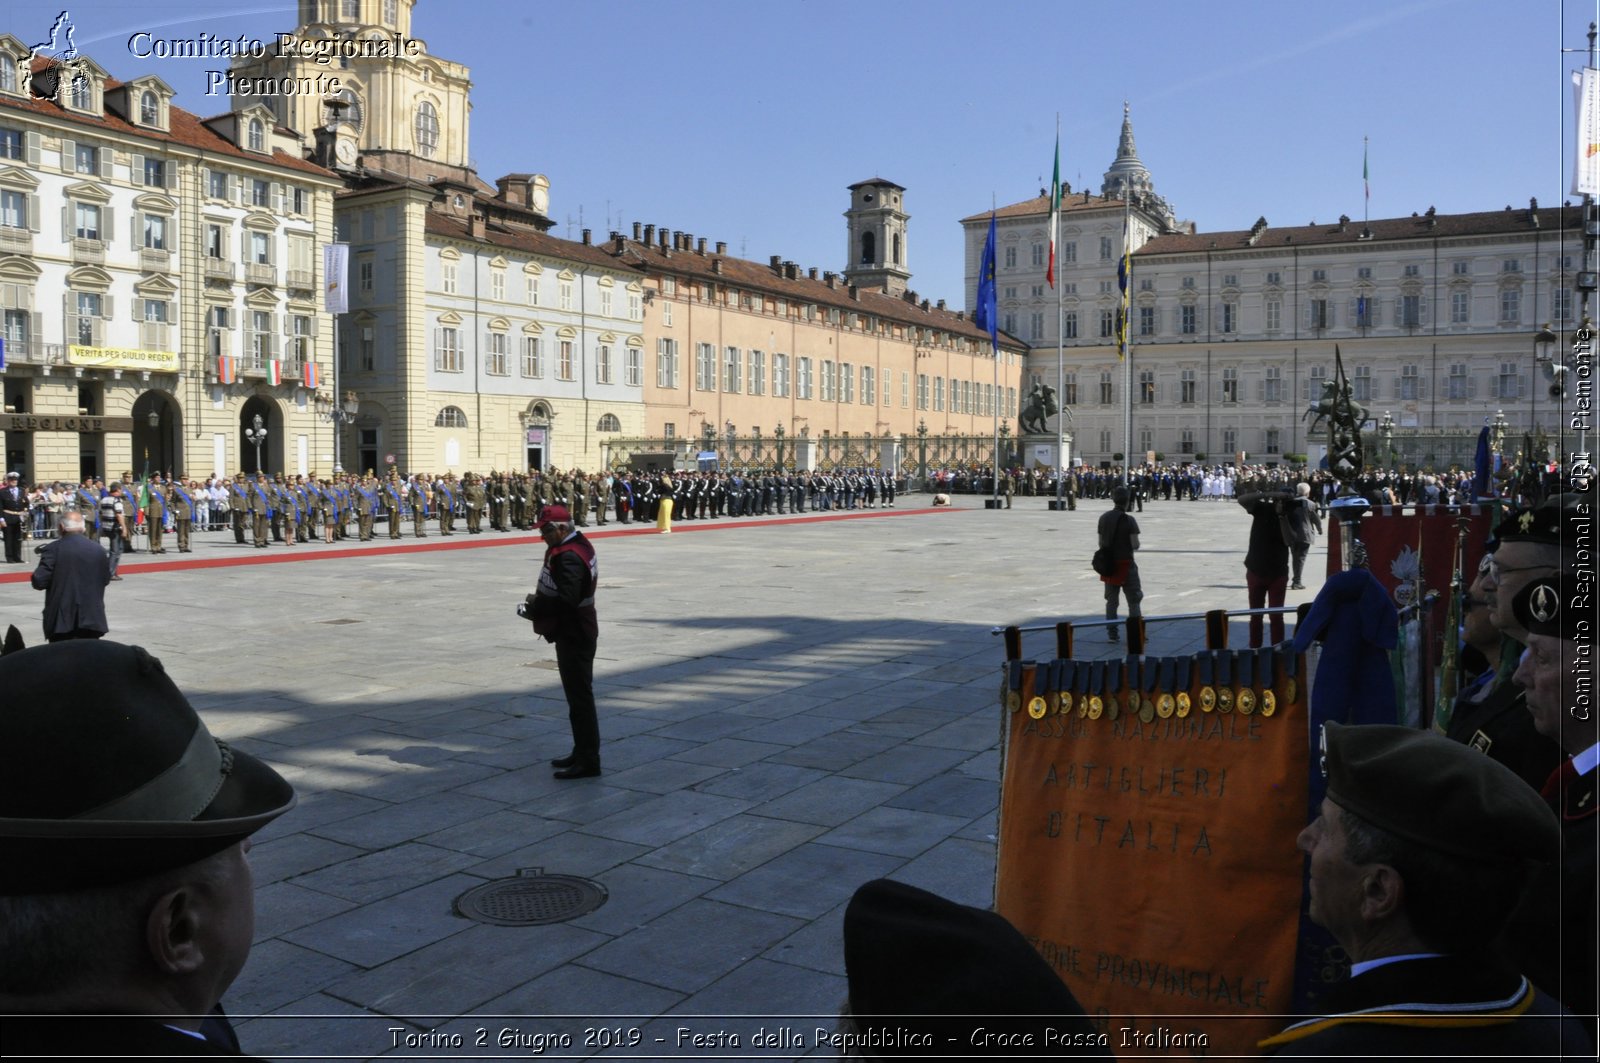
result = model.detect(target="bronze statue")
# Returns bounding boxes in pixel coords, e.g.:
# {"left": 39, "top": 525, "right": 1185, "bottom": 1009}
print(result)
{"left": 1302, "top": 346, "right": 1370, "bottom": 492}
{"left": 1019, "top": 382, "right": 1061, "bottom": 435}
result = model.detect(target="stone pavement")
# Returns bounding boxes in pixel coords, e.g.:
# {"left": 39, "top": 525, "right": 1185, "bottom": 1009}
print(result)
{"left": 0, "top": 493, "right": 1322, "bottom": 1061}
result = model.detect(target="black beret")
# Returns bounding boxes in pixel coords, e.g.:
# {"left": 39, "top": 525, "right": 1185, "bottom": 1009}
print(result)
{"left": 1512, "top": 577, "right": 1566, "bottom": 639}
{"left": 1493, "top": 488, "right": 1593, "bottom": 551}
{"left": 843, "top": 879, "right": 1100, "bottom": 1054}
{"left": 1323, "top": 722, "right": 1557, "bottom": 863}
{"left": 0, "top": 641, "right": 295, "bottom": 894}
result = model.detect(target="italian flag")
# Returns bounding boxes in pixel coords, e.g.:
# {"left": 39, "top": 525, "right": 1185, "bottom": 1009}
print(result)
{"left": 1046, "top": 132, "right": 1062, "bottom": 288}
{"left": 267, "top": 360, "right": 283, "bottom": 386}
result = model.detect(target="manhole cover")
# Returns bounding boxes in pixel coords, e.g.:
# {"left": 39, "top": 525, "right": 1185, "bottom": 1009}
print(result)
{"left": 454, "top": 868, "right": 607, "bottom": 926}
{"left": 318, "top": 618, "right": 363, "bottom": 625}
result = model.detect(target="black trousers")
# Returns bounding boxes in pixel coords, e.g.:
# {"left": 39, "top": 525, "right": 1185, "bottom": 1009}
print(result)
{"left": 555, "top": 632, "right": 600, "bottom": 765}
{"left": 1, "top": 519, "right": 21, "bottom": 562}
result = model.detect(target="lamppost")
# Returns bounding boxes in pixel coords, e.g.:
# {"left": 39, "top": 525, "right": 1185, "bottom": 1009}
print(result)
{"left": 999, "top": 420, "right": 1011, "bottom": 467}
{"left": 774, "top": 421, "right": 785, "bottom": 471}
{"left": 1533, "top": 323, "right": 1556, "bottom": 440}
{"left": 916, "top": 418, "right": 928, "bottom": 491}
{"left": 1378, "top": 410, "right": 1396, "bottom": 471}
{"left": 1490, "top": 409, "right": 1510, "bottom": 465}
{"left": 244, "top": 413, "right": 269, "bottom": 473}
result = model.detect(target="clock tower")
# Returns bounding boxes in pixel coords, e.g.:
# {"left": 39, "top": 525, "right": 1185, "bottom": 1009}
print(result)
{"left": 228, "top": 0, "right": 475, "bottom": 183}
{"left": 843, "top": 178, "right": 911, "bottom": 297}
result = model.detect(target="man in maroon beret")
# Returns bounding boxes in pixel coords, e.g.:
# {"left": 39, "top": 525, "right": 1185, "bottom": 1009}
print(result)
{"left": 0, "top": 640, "right": 296, "bottom": 1057}
{"left": 528, "top": 503, "right": 602, "bottom": 779}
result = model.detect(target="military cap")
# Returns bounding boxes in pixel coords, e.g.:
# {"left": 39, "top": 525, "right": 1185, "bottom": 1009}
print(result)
{"left": 1491, "top": 488, "right": 1594, "bottom": 550}
{"left": 1323, "top": 722, "right": 1557, "bottom": 863}
{"left": 1513, "top": 576, "right": 1575, "bottom": 640}
{"left": 540, "top": 504, "right": 572, "bottom": 524}
{"left": 0, "top": 641, "right": 295, "bottom": 894}
{"left": 844, "top": 879, "right": 1094, "bottom": 1042}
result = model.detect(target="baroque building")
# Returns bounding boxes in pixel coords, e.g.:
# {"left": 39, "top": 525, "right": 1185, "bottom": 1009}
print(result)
{"left": 964, "top": 109, "right": 1577, "bottom": 469}
{"left": 0, "top": 29, "right": 341, "bottom": 483}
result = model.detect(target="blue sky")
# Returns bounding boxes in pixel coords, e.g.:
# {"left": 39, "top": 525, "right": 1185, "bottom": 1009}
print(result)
{"left": 24, "top": 0, "right": 1598, "bottom": 304}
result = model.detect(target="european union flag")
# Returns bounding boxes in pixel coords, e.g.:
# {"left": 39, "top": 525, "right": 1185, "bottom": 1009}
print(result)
{"left": 1472, "top": 425, "right": 1492, "bottom": 499}
{"left": 975, "top": 212, "right": 998, "bottom": 349}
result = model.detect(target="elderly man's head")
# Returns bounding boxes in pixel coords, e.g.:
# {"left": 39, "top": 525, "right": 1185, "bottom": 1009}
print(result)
{"left": 1510, "top": 569, "right": 1596, "bottom": 757}
{"left": 56, "top": 510, "right": 86, "bottom": 536}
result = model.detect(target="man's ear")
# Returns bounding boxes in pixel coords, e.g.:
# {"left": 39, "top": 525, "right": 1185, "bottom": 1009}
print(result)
{"left": 145, "top": 883, "right": 207, "bottom": 975}
{"left": 1359, "top": 864, "right": 1405, "bottom": 923}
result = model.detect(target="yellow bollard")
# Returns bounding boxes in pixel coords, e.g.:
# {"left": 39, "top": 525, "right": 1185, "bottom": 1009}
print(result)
{"left": 656, "top": 497, "right": 674, "bottom": 534}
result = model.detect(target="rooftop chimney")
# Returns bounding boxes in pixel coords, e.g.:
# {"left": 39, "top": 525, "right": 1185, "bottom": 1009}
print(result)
{"left": 770, "top": 255, "right": 782, "bottom": 269}
{"left": 808, "top": 267, "right": 818, "bottom": 280}
{"left": 468, "top": 214, "right": 486, "bottom": 239}
{"left": 785, "top": 262, "right": 798, "bottom": 280}
{"left": 697, "top": 237, "right": 706, "bottom": 254}
{"left": 643, "top": 224, "right": 655, "bottom": 245}
{"left": 849, "top": 284, "right": 859, "bottom": 300}
{"left": 825, "top": 272, "right": 837, "bottom": 288}
{"left": 633, "top": 221, "right": 643, "bottom": 241}
{"left": 716, "top": 241, "right": 727, "bottom": 255}
{"left": 613, "top": 233, "right": 625, "bottom": 253}
{"left": 581, "top": 228, "right": 591, "bottom": 245}
{"left": 712, "top": 259, "right": 723, "bottom": 274}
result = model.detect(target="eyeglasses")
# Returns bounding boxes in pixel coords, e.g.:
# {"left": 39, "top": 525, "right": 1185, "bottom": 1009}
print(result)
{"left": 1485, "top": 556, "right": 1556, "bottom": 580}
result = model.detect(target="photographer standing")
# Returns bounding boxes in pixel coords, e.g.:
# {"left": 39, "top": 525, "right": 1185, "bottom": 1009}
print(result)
{"left": 526, "top": 504, "right": 601, "bottom": 779}
{"left": 1237, "top": 485, "right": 1291, "bottom": 646}
{"left": 1284, "top": 482, "right": 1323, "bottom": 589}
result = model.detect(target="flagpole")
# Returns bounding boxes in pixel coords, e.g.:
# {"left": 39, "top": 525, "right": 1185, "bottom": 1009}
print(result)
{"left": 1055, "top": 114, "right": 1066, "bottom": 508}
{"left": 991, "top": 192, "right": 1001, "bottom": 511}
{"left": 1121, "top": 193, "right": 1132, "bottom": 487}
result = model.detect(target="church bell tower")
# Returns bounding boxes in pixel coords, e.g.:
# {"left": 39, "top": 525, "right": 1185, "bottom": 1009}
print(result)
{"left": 843, "top": 178, "right": 911, "bottom": 296}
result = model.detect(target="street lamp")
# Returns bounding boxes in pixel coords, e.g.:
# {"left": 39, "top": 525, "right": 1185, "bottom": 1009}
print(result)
{"left": 1378, "top": 410, "right": 1395, "bottom": 471}
{"left": 146, "top": 409, "right": 160, "bottom": 429}
{"left": 774, "top": 421, "right": 785, "bottom": 471}
{"left": 1490, "top": 408, "right": 1509, "bottom": 462}
{"left": 244, "top": 413, "right": 269, "bottom": 473}
{"left": 1533, "top": 323, "right": 1556, "bottom": 439}
{"left": 916, "top": 418, "right": 928, "bottom": 491}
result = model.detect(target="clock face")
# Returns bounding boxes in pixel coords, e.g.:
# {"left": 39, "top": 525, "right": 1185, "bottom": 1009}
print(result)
{"left": 531, "top": 186, "right": 549, "bottom": 214}
{"left": 335, "top": 138, "right": 356, "bottom": 165}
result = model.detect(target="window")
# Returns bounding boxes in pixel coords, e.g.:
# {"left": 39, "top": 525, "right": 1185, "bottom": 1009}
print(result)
{"left": 415, "top": 101, "right": 439, "bottom": 158}
{"left": 860, "top": 365, "right": 872, "bottom": 405}
{"left": 248, "top": 310, "right": 274, "bottom": 366}
{"left": 1221, "top": 302, "right": 1236, "bottom": 334}
{"left": 1453, "top": 261, "right": 1471, "bottom": 276}
{"left": 1099, "top": 309, "right": 1114, "bottom": 338}
{"left": 917, "top": 373, "right": 929, "bottom": 409}
{"left": 1306, "top": 365, "right": 1327, "bottom": 401}
{"left": 435, "top": 406, "right": 468, "bottom": 428}
{"left": 1311, "top": 269, "right": 1327, "bottom": 283}
{"left": 74, "top": 203, "right": 101, "bottom": 241}
{"left": 0, "top": 189, "right": 27, "bottom": 229}
{"left": 1497, "top": 362, "right": 1521, "bottom": 399}
{"left": 1063, "top": 373, "right": 1077, "bottom": 405}
{"left": 656, "top": 338, "right": 679, "bottom": 387}
{"left": 558, "top": 340, "right": 575, "bottom": 380}
{"left": 1264, "top": 365, "right": 1283, "bottom": 403}
{"left": 1181, "top": 427, "right": 1195, "bottom": 453}
{"left": 1499, "top": 288, "right": 1520, "bottom": 323}
{"left": 662, "top": 302, "right": 674, "bottom": 327}
{"left": 599, "top": 288, "right": 612, "bottom": 316}
{"left": 384, "top": 0, "right": 399, "bottom": 22}
{"left": 1223, "top": 274, "right": 1239, "bottom": 287}
{"left": 597, "top": 413, "right": 621, "bottom": 432}
{"left": 341, "top": 0, "right": 360, "bottom": 17}
{"left": 1180, "top": 304, "right": 1197, "bottom": 334}
{"left": 522, "top": 336, "right": 543, "bottom": 377}
{"left": 142, "top": 214, "right": 167, "bottom": 250}
{"left": 773, "top": 353, "right": 790, "bottom": 398}
{"left": 486, "top": 332, "right": 507, "bottom": 375}
{"left": 441, "top": 261, "right": 456, "bottom": 294}
{"left": 527, "top": 274, "right": 541, "bottom": 306}
{"left": 560, "top": 280, "right": 573, "bottom": 310}
{"left": 1138, "top": 370, "right": 1155, "bottom": 404}
{"left": 1182, "top": 276, "right": 1196, "bottom": 289}
{"left": 596, "top": 344, "right": 612, "bottom": 384}
{"left": 1138, "top": 306, "right": 1155, "bottom": 336}
{"left": 1063, "top": 311, "right": 1078, "bottom": 339}
{"left": 140, "top": 91, "right": 158, "bottom": 124}
{"left": 1222, "top": 428, "right": 1237, "bottom": 455}
{"left": 821, "top": 359, "right": 836, "bottom": 402}
{"left": 1400, "top": 294, "right": 1421, "bottom": 328}
{"left": 1309, "top": 298, "right": 1330, "bottom": 330}
{"left": 208, "top": 169, "right": 228, "bottom": 198}
{"left": 1357, "top": 267, "right": 1372, "bottom": 281}
{"left": 74, "top": 143, "right": 97, "bottom": 174}
{"left": 251, "top": 179, "right": 271, "bottom": 207}
{"left": 1447, "top": 363, "right": 1469, "bottom": 399}
{"left": 1180, "top": 369, "right": 1196, "bottom": 404}
{"left": 359, "top": 258, "right": 374, "bottom": 292}
{"left": 1352, "top": 365, "right": 1372, "bottom": 402}
{"left": 358, "top": 325, "right": 374, "bottom": 370}
{"left": 1100, "top": 430, "right": 1112, "bottom": 452}
{"left": 288, "top": 314, "right": 311, "bottom": 365}
{"left": 1221, "top": 367, "right": 1239, "bottom": 403}
{"left": 0, "top": 56, "right": 14, "bottom": 93}
{"left": 1031, "top": 243, "right": 1044, "bottom": 267}
{"left": 435, "top": 326, "right": 462, "bottom": 372}
{"left": 1003, "top": 246, "right": 1017, "bottom": 269}
{"left": 628, "top": 292, "right": 641, "bottom": 320}
{"left": 249, "top": 232, "right": 271, "bottom": 264}
{"left": 1502, "top": 259, "right": 1521, "bottom": 274}
{"left": 1451, "top": 290, "right": 1470, "bottom": 324}
{"left": 206, "top": 306, "right": 229, "bottom": 358}
{"left": 1030, "top": 312, "right": 1043, "bottom": 341}
{"left": 247, "top": 119, "right": 264, "bottom": 152}
{"left": 1004, "top": 312, "right": 1016, "bottom": 335}
{"left": 1099, "top": 236, "right": 1113, "bottom": 260}
{"left": 1400, "top": 363, "right": 1419, "bottom": 400}
{"left": 69, "top": 75, "right": 90, "bottom": 111}
{"left": 490, "top": 270, "right": 504, "bottom": 301}
{"left": 723, "top": 346, "right": 741, "bottom": 392}
{"left": 1266, "top": 271, "right": 1281, "bottom": 286}
{"left": 1099, "top": 372, "right": 1113, "bottom": 405}
{"left": 1554, "top": 287, "right": 1573, "bottom": 323}
{"left": 840, "top": 363, "right": 854, "bottom": 404}
{"left": 1265, "top": 298, "right": 1281, "bottom": 331}
{"left": 695, "top": 343, "right": 716, "bottom": 391}
{"left": 883, "top": 371, "right": 893, "bottom": 406}
{"left": 749, "top": 349, "right": 765, "bottom": 395}
{"left": 1403, "top": 264, "right": 1421, "bottom": 278}
{"left": 72, "top": 292, "right": 102, "bottom": 345}
{"left": 625, "top": 344, "right": 641, "bottom": 386}
{"left": 796, "top": 356, "right": 813, "bottom": 400}
{"left": 1264, "top": 428, "right": 1281, "bottom": 454}
{"left": 0, "top": 128, "right": 21, "bottom": 160}
{"left": 933, "top": 376, "right": 944, "bottom": 411}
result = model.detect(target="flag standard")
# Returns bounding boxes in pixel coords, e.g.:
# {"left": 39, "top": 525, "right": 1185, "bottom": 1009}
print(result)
{"left": 975, "top": 212, "right": 998, "bottom": 350}
{"left": 1363, "top": 140, "right": 1370, "bottom": 204}
{"left": 267, "top": 360, "right": 283, "bottom": 387}
{"left": 302, "top": 361, "right": 320, "bottom": 390}
{"left": 1046, "top": 134, "right": 1061, "bottom": 288}
{"left": 1116, "top": 215, "right": 1131, "bottom": 358}
{"left": 216, "top": 356, "right": 237, "bottom": 385}
{"left": 324, "top": 243, "right": 349, "bottom": 315}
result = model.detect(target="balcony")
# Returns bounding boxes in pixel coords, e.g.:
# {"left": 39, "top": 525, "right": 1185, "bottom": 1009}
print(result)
{"left": 71, "top": 237, "right": 105, "bottom": 265}
{"left": 245, "top": 262, "right": 276, "bottom": 287}
{"left": 286, "top": 268, "right": 314, "bottom": 292}
{"left": 0, "top": 226, "right": 32, "bottom": 256}
{"left": 204, "top": 258, "right": 235, "bottom": 282}
{"left": 139, "top": 248, "right": 174, "bottom": 274}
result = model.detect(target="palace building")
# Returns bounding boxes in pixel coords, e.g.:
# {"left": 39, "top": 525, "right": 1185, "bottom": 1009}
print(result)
{"left": 0, "top": 32, "right": 342, "bottom": 483}
{"left": 964, "top": 107, "right": 1579, "bottom": 469}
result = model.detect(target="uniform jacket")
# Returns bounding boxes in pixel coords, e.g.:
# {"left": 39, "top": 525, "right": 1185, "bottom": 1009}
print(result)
{"left": 533, "top": 530, "right": 598, "bottom": 643}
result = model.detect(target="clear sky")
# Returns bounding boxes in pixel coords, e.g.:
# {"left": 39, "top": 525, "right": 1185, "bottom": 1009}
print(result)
{"left": 21, "top": 0, "right": 1598, "bottom": 306}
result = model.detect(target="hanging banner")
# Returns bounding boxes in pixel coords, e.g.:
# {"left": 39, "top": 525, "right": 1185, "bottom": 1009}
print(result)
{"left": 996, "top": 651, "right": 1311, "bottom": 1055}
{"left": 324, "top": 242, "right": 349, "bottom": 314}
{"left": 67, "top": 345, "right": 180, "bottom": 372}
{"left": 1574, "top": 68, "right": 1600, "bottom": 197}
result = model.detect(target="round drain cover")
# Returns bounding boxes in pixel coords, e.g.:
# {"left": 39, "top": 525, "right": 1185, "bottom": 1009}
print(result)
{"left": 454, "top": 868, "right": 607, "bottom": 926}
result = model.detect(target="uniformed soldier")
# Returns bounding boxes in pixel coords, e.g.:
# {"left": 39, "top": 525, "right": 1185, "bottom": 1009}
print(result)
{"left": 248, "top": 474, "right": 272, "bottom": 548}
{"left": 167, "top": 477, "right": 194, "bottom": 553}
{"left": 385, "top": 474, "right": 405, "bottom": 539}
{"left": 409, "top": 475, "right": 430, "bottom": 537}
{"left": 462, "top": 473, "right": 485, "bottom": 533}
{"left": 435, "top": 474, "right": 456, "bottom": 535}
{"left": 229, "top": 474, "right": 249, "bottom": 543}
{"left": 142, "top": 477, "right": 167, "bottom": 554}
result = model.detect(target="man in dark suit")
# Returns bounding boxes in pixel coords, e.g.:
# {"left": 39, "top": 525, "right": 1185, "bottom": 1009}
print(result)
{"left": 0, "top": 471, "right": 28, "bottom": 563}
{"left": 1262, "top": 723, "right": 1586, "bottom": 1056}
{"left": 0, "top": 639, "right": 296, "bottom": 1058}
{"left": 30, "top": 510, "right": 110, "bottom": 643}
{"left": 527, "top": 504, "right": 601, "bottom": 779}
